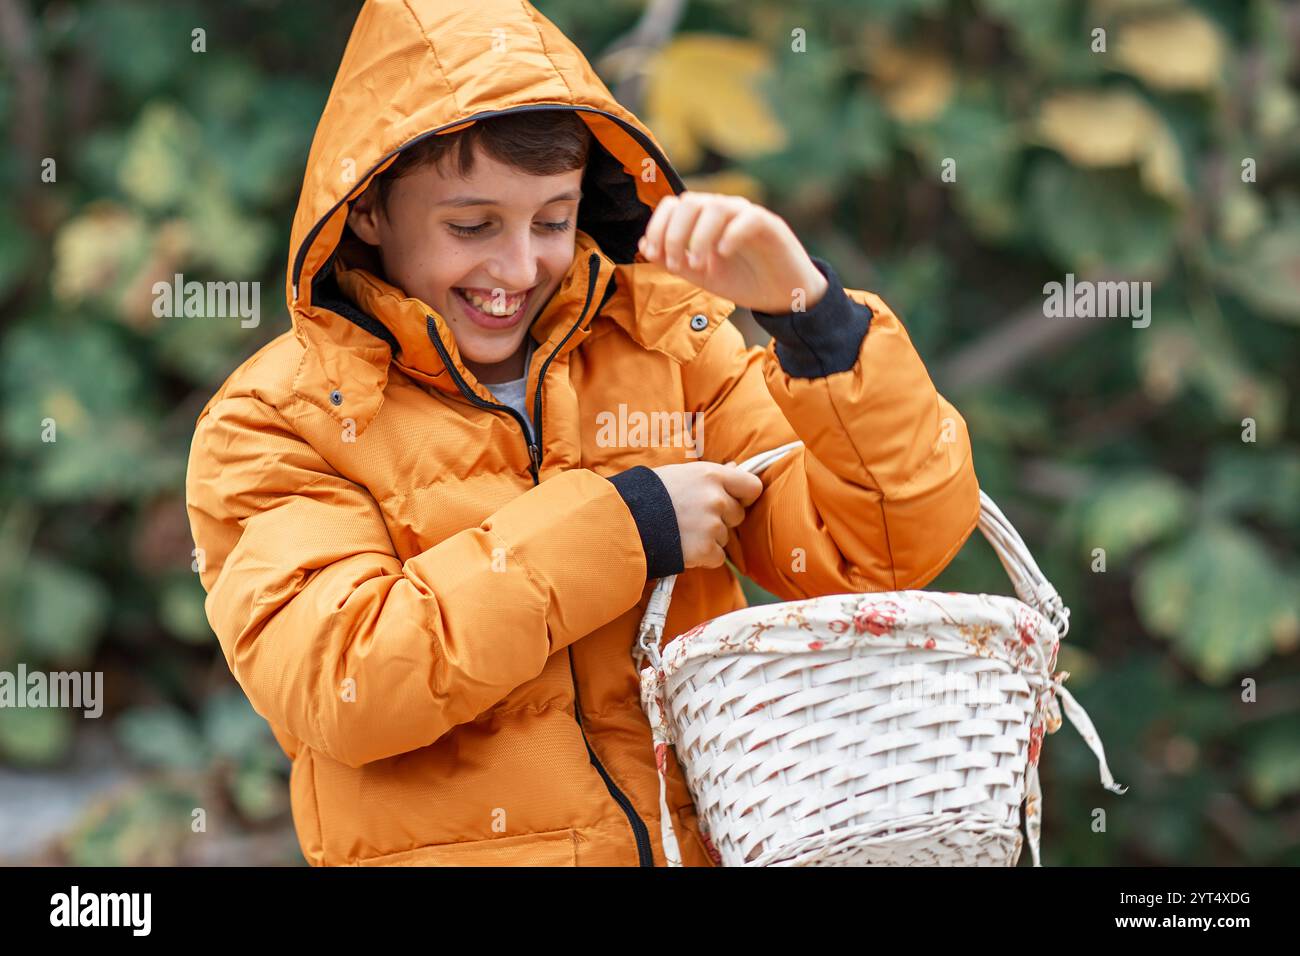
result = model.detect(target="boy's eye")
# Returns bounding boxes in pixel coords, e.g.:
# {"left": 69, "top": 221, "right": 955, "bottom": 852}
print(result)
{"left": 448, "top": 222, "right": 489, "bottom": 237}
{"left": 446, "top": 219, "right": 574, "bottom": 237}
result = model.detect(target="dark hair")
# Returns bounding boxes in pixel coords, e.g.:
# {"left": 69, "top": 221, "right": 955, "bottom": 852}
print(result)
{"left": 374, "top": 110, "right": 593, "bottom": 211}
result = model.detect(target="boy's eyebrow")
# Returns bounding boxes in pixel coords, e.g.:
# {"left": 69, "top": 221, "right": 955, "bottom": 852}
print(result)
{"left": 435, "top": 189, "right": 583, "bottom": 208}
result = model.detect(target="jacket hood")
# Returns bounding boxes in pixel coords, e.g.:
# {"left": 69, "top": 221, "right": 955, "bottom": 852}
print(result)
{"left": 286, "top": 0, "right": 690, "bottom": 393}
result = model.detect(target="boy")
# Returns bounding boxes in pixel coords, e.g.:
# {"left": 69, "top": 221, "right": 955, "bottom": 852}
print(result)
{"left": 185, "top": 0, "right": 980, "bottom": 867}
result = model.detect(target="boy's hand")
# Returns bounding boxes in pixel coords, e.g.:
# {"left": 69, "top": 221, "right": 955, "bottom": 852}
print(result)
{"left": 637, "top": 192, "right": 829, "bottom": 315}
{"left": 651, "top": 461, "right": 765, "bottom": 570}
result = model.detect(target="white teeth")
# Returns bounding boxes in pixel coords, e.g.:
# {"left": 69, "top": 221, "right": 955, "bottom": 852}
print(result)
{"left": 456, "top": 287, "right": 526, "bottom": 316}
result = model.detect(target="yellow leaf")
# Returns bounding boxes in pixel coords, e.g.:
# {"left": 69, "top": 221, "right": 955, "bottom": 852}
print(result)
{"left": 876, "top": 53, "right": 954, "bottom": 124}
{"left": 1139, "top": 322, "right": 1196, "bottom": 402}
{"left": 1257, "top": 83, "right": 1300, "bottom": 141}
{"left": 858, "top": 26, "right": 954, "bottom": 124}
{"left": 645, "top": 35, "right": 787, "bottom": 171}
{"left": 1140, "top": 122, "right": 1186, "bottom": 201}
{"left": 1114, "top": 9, "right": 1225, "bottom": 92}
{"left": 50, "top": 202, "right": 150, "bottom": 305}
{"left": 44, "top": 389, "right": 88, "bottom": 433}
{"left": 1035, "top": 90, "right": 1187, "bottom": 200}
{"left": 680, "top": 169, "right": 766, "bottom": 202}
{"left": 119, "top": 103, "right": 202, "bottom": 211}
{"left": 1273, "top": 611, "right": 1299, "bottom": 653}
{"left": 1218, "top": 183, "right": 1267, "bottom": 247}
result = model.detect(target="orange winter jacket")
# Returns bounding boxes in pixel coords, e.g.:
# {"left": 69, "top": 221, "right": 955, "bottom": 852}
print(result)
{"left": 184, "top": 0, "right": 980, "bottom": 866}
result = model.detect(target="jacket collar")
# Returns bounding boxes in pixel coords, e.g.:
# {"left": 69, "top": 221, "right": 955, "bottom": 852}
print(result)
{"left": 287, "top": 232, "right": 737, "bottom": 440}
{"left": 331, "top": 229, "right": 615, "bottom": 402}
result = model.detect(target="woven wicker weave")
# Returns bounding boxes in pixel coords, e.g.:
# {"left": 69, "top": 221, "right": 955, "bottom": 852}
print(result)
{"left": 635, "top": 441, "right": 1125, "bottom": 867}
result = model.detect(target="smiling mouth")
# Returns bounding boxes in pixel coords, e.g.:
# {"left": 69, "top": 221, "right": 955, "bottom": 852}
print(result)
{"left": 453, "top": 285, "right": 533, "bottom": 319}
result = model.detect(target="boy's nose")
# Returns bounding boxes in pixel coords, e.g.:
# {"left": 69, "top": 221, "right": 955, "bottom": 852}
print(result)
{"left": 486, "top": 231, "right": 542, "bottom": 292}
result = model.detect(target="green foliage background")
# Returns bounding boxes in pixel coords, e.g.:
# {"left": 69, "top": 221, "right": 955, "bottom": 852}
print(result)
{"left": 1, "top": 0, "right": 1297, "bottom": 865}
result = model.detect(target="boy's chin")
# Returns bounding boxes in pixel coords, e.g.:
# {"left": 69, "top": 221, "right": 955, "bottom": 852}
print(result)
{"left": 457, "top": 331, "right": 528, "bottom": 366}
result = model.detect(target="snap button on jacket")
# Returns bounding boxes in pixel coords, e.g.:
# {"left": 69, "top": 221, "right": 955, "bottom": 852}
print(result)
{"left": 184, "top": 0, "right": 981, "bottom": 866}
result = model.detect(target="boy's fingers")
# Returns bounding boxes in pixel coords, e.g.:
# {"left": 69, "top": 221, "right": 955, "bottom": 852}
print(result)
{"left": 687, "top": 203, "right": 731, "bottom": 270}
{"left": 663, "top": 195, "right": 705, "bottom": 271}
{"left": 642, "top": 194, "right": 678, "bottom": 260}
{"left": 715, "top": 205, "right": 762, "bottom": 259}
{"left": 720, "top": 492, "right": 745, "bottom": 529}
{"left": 718, "top": 465, "right": 764, "bottom": 506}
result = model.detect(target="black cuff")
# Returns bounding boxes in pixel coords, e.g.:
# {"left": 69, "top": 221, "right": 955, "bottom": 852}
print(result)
{"left": 750, "top": 255, "right": 873, "bottom": 378}
{"left": 606, "top": 466, "right": 685, "bottom": 580}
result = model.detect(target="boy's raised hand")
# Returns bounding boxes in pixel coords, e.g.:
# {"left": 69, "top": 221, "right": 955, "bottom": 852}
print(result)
{"left": 637, "top": 191, "right": 829, "bottom": 316}
{"left": 651, "top": 461, "right": 765, "bottom": 570}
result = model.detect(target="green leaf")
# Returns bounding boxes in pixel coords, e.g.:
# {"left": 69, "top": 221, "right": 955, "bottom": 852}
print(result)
{"left": 152, "top": 306, "right": 272, "bottom": 386}
{"left": 850, "top": 0, "right": 947, "bottom": 17}
{"left": 839, "top": 92, "right": 893, "bottom": 176}
{"left": 201, "top": 689, "right": 274, "bottom": 763}
{"left": 1, "top": 319, "right": 184, "bottom": 501}
{"left": 1203, "top": 446, "right": 1300, "bottom": 531}
{"left": 747, "top": 56, "right": 893, "bottom": 194}
{"left": 182, "top": 173, "right": 275, "bottom": 277}
{"left": 1075, "top": 471, "right": 1192, "bottom": 564}
{"left": 116, "top": 704, "right": 208, "bottom": 770}
{"left": 75, "top": 2, "right": 202, "bottom": 97}
{"left": 14, "top": 556, "right": 110, "bottom": 662}
{"left": 908, "top": 90, "right": 1023, "bottom": 240}
{"left": 158, "top": 573, "right": 214, "bottom": 645}
{"left": 0, "top": 206, "right": 35, "bottom": 300}
{"left": 231, "top": 765, "right": 290, "bottom": 822}
{"left": 1135, "top": 314, "right": 1286, "bottom": 439}
{"left": 1134, "top": 520, "right": 1300, "bottom": 681}
{"left": 1243, "top": 722, "right": 1300, "bottom": 807}
{"left": 980, "top": 0, "right": 1103, "bottom": 81}
{"left": 2, "top": 320, "right": 144, "bottom": 446}
{"left": 866, "top": 246, "right": 952, "bottom": 355}
{"left": 1216, "top": 217, "right": 1300, "bottom": 323}
{"left": 0, "top": 705, "right": 74, "bottom": 766}
{"left": 1027, "top": 157, "right": 1179, "bottom": 275}
{"left": 961, "top": 386, "right": 1054, "bottom": 446}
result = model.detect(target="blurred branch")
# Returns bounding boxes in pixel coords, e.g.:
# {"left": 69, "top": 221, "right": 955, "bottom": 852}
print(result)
{"left": 1288, "top": 2, "right": 1300, "bottom": 54}
{"left": 1232, "top": 678, "right": 1300, "bottom": 724}
{"left": 1065, "top": 390, "right": 1163, "bottom": 451}
{"left": 1204, "top": 791, "right": 1257, "bottom": 858}
{"left": 65, "top": 44, "right": 102, "bottom": 140}
{"left": 1017, "top": 458, "right": 1095, "bottom": 500}
{"left": 597, "top": 0, "right": 687, "bottom": 111}
{"left": 0, "top": 0, "right": 47, "bottom": 207}
{"left": 936, "top": 273, "right": 1137, "bottom": 393}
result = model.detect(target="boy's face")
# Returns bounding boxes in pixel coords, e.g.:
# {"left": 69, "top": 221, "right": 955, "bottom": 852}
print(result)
{"left": 347, "top": 145, "right": 585, "bottom": 383}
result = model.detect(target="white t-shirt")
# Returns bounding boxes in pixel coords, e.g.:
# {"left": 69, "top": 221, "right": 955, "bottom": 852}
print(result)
{"left": 487, "top": 336, "right": 536, "bottom": 441}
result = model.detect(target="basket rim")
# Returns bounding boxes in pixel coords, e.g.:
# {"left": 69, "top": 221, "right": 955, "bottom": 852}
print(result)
{"left": 656, "top": 589, "right": 1060, "bottom": 682}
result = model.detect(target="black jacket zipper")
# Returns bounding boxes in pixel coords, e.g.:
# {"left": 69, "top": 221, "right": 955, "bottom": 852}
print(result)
{"left": 425, "top": 252, "right": 655, "bottom": 866}
{"left": 569, "top": 646, "right": 654, "bottom": 866}
{"left": 424, "top": 318, "right": 542, "bottom": 482}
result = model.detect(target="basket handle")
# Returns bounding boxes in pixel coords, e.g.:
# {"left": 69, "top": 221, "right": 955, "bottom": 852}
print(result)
{"left": 633, "top": 440, "right": 1070, "bottom": 671}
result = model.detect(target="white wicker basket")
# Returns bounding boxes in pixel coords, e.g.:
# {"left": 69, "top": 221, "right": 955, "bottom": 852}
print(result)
{"left": 635, "top": 441, "right": 1125, "bottom": 867}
